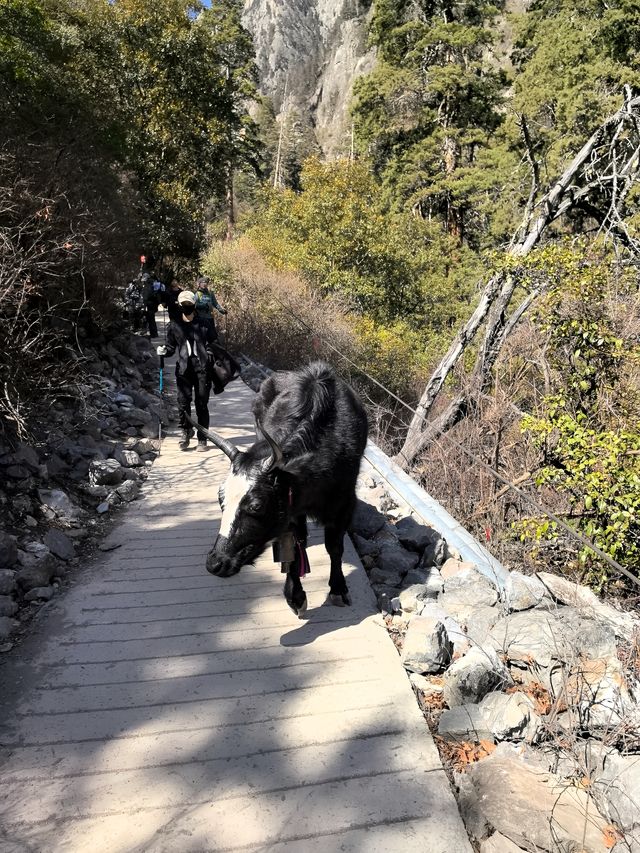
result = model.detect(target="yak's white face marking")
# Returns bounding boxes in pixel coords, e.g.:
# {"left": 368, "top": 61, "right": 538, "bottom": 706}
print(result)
{"left": 219, "top": 470, "right": 256, "bottom": 538}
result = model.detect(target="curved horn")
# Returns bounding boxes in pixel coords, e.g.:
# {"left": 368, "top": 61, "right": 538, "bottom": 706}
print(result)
{"left": 257, "top": 420, "right": 284, "bottom": 472}
{"left": 184, "top": 414, "right": 239, "bottom": 461}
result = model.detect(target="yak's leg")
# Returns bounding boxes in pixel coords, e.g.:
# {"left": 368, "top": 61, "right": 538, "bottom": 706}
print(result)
{"left": 283, "top": 515, "right": 308, "bottom": 618}
{"left": 325, "top": 525, "right": 351, "bottom": 607}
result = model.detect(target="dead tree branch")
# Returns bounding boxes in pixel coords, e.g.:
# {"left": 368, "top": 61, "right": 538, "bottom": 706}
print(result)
{"left": 396, "top": 88, "right": 640, "bottom": 469}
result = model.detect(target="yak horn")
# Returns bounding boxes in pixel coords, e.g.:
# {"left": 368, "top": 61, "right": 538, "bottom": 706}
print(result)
{"left": 185, "top": 414, "right": 239, "bottom": 461}
{"left": 257, "top": 420, "right": 284, "bottom": 471}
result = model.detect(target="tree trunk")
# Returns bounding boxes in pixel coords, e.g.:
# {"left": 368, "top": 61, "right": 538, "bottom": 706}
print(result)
{"left": 225, "top": 163, "right": 235, "bottom": 242}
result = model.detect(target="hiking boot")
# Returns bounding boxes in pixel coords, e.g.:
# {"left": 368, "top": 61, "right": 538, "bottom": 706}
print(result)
{"left": 178, "top": 428, "right": 194, "bottom": 450}
{"left": 196, "top": 439, "right": 207, "bottom": 452}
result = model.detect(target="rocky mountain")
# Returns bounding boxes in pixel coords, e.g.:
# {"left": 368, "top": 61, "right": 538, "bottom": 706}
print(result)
{"left": 242, "top": 0, "right": 375, "bottom": 156}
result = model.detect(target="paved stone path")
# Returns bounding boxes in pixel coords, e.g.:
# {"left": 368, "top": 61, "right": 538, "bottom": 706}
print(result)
{"left": 0, "top": 350, "right": 471, "bottom": 852}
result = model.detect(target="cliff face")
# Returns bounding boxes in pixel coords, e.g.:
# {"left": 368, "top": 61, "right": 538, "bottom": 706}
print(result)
{"left": 242, "top": 0, "right": 375, "bottom": 156}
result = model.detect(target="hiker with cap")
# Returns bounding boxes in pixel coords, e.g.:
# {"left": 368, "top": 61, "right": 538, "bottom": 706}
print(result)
{"left": 156, "top": 290, "right": 217, "bottom": 451}
{"left": 195, "top": 275, "right": 227, "bottom": 330}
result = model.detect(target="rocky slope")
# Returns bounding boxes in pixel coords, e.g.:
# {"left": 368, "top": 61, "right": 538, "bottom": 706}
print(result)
{"left": 242, "top": 0, "right": 375, "bottom": 155}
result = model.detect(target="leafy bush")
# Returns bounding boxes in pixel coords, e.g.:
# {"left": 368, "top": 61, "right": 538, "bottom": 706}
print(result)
{"left": 520, "top": 245, "right": 640, "bottom": 588}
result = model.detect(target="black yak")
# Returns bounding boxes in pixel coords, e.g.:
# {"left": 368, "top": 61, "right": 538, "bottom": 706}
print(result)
{"left": 196, "top": 362, "right": 368, "bottom": 616}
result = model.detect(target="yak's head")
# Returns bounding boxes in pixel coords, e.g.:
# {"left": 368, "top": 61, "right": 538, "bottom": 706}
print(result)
{"left": 204, "top": 423, "right": 289, "bottom": 578}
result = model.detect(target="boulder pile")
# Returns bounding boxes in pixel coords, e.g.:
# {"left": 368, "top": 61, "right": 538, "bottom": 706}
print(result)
{"left": 0, "top": 332, "right": 169, "bottom": 649}
{"left": 351, "top": 468, "right": 640, "bottom": 853}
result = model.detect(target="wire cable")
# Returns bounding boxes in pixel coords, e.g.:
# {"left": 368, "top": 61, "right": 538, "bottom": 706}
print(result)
{"left": 267, "top": 291, "right": 640, "bottom": 589}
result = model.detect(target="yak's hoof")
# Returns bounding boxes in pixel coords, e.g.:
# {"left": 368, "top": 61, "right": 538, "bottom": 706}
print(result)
{"left": 328, "top": 591, "right": 351, "bottom": 607}
{"left": 284, "top": 576, "right": 307, "bottom": 618}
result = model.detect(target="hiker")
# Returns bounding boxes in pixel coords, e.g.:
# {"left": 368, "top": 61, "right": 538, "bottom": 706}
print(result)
{"left": 164, "top": 280, "right": 184, "bottom": 323}
{"left": 142, "top": 273, "right": 166, "bottom": 339}
{"left": 156, "top": 290, "right": 217, "bottom": 451}
{"left": 124, "top": 277, "right": 145, "bottom": 332}
{"left": 194, "top": 276, "right": 227, "bottom": 330}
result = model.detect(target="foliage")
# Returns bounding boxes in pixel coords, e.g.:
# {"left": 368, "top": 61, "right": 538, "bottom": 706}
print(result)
{"left": 352, "top": 0, "right": 508, "bottom": 245}
{"left": 520, "top": 246, "right": 640, "bottom": 588}
{"left": 511, "top": 0, "right": 640, "bottom": 175}
{"left": 248, "top": 158, "right": 481, "bottom": 332}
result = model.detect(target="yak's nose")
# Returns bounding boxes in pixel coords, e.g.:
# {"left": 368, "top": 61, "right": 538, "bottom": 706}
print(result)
{"left": 206, "top": 536, "right": 239, "bottom": 577}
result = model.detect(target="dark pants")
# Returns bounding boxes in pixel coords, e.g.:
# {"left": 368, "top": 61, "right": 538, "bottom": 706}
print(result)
{"left": 127, "top": 306, "right": 143, "bottom": 332}
{"left": 176, "top": 364, "right": 211, "bottom": 432}
{"left": 146, "top": 304, "right": 158, "bottom": 338}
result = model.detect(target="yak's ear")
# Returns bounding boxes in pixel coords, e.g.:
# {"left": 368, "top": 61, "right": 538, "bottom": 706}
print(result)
{"left": 257, "top": 421, "right": 284, "bottom": 472}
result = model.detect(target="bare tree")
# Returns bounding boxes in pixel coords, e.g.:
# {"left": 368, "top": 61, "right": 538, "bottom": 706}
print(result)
{"left": 396, "top": 87, "right": 640, "bottom": 469}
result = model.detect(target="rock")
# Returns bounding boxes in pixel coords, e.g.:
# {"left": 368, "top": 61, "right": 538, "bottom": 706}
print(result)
{"left": 0, "top": 532, "right": 18, "bottom": 568}
{"left": 467, "top": 746, "right": 610, "bottom": 852}
{"left": 133, "top": 438, "right": 159, "bottom": 454}
{"left": 441, "top": 558, "right": 476, "bottom": 579}
{"left": 37, "top": 488, "right": 81, "bottom": 519}
{"left": 402, "top": 567, "right": 429, "bottom": 586}
{"left": 395, "top": 516, "right": 439, "bottom": 552}
{"left": 25, "top": 586, "right": 54, "bottom": 602}
{"left": 0, "top": 616, "right": 17, "bottom": 639}
{"left": 120, "top": 406, "right": 152, "bottom": 426}
{"left": 25, "top": 541, "right": 50, "bottom": 558}
{"left": 372, "top": 522, "right": 399, "bottom": 544}
{"left": 503, "top": 571, "right": 548, "bottom": 612}
{"left": 113, "top": 392, "right": 134, "bottom": 405}
{"left": 81, "top": 484, "right": 110, "bottom": 500}
{"left": 488, "top": 610, "right": 564, "bottom": 669}
{"left": 351, "top": 533, "right": 379, "bottom": 557}
{"left": 419, "top": 535, "right": 447, "bottom": 568}
{"left": 14, "top": 443, "right": 40, "bottom": 473}
{"left": 89, "top": 458, "right": 124, "bottom": 486}
{"left": 116, "top": 480, "right": 139, "bottom": 502}
{"left": 5, "top": 464, "right": 30, "bottom": 479}
{"left": 409, "top": 673, "right": 444, "bottom": 697}
{"left": 478, "top": 691, "right": 540, "bottom": 742}
{"left": 96, "top": 501, "right": 110, "bottom": 514}
{"left": 0, "top": 569, "right": 17, "bottom": 595}
{"left": 489, "top": 608, "right": 618, "bottom": 671}
{"left": 404, "top": 567, "right": 443, "bottom": 599}
{"left": 416, "top": 601, "right": 469, "bottom": 656}
{"left": 593, "top": 751, "right": 640, "bottom": 833}
{"left": 371, "top": 585, "right": 399, "bottom": 611}
{"left": 25, "top": 516, "right": 38, "bottom": 528}
{"left": 16, "top": 557, "right": 57, "bottom": 591}
{"left": 438, "top": 704, "right": 492, "bottom": 742}
{"left": 43, "top": 529, "right": 75, "bottom": 562}
{"left": 0, "top": 596, "right": 18, "bottom": 617}
{"left": 398, "top": 583, "right": 439, "bottom": 613}
{"left": 442, "top": 567, "right": 499, "bottom": 608}
{"left": 349, "top": 499, "right": 386, "bottom": 539}
{"left": 376, "top": 541, "right": 419, "bottom": 576}
{"left": 563, "top": 656, "right": 637, "bottom": 734}
{"left": 480, "top": 832, "right": 528, "bottom": 853}
{"left": 401, "top": 615, "right": 453, "bottom": 674}
{"left": 537, "top": 571, "right": 635, "bottom": 638}
{"left": 444, "top": 646, "right": 513, "bottom": 707}
{"left": 115, "top": 448, "right": 141, "bottom": 468}
{"left": 455, "top": 770, "right": 492, "bottom": 841}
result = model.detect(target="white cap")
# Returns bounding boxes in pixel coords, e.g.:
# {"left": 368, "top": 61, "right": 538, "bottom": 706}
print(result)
{"left": 177, "top": 290, "right": 196, "bottom": 306}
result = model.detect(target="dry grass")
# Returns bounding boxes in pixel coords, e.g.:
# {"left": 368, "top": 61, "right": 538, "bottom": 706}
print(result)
{"left": 204, "top": 238, "right": 358, "bottom": 372}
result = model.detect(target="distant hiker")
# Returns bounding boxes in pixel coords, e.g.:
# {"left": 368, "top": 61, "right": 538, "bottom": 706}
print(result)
{"left": 142, "top": 273, "right": 166, "bottom": 339}
{"left": 164, "top": 280, "right": 184, "bottom": 323}
{"left": 156, "top": 290, "right": 217, "bottom": 451}
{"left": 124, "top": 277, "right": 145, "bottom": 332}
{"left": 194, "top": 276, "right": 227, "bottom": 330}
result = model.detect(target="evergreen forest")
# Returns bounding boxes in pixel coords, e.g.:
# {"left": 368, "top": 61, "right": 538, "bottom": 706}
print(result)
{"left": 2, "top": 0, "right": 640, "bottom": 592}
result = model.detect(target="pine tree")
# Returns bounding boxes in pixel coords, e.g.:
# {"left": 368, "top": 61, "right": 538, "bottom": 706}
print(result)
{"left": 352, "top": 0, "right": 507, "bottom": 246}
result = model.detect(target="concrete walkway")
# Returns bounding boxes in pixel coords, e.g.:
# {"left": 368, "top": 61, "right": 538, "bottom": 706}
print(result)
{"left": 0, "top": 354, "right": 471, "bottom": 852}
